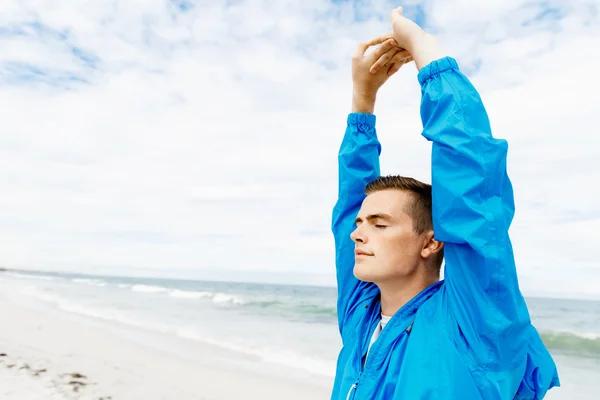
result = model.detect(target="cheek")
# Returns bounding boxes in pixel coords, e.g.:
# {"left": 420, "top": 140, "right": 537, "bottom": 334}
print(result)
{"left": 378, "top": 232, "right": 415, "bottom": 261}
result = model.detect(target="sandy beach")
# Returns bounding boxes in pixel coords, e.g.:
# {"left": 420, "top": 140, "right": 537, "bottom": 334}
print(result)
{"left": 0, "top": 294, "right": 332, "bottom": 400}
{"left": 1, "top": 270, "right": 598, "bottom": 400}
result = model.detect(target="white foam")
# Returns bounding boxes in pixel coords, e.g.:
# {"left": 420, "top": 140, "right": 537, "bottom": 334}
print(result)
{"left": 176, "top": 329, "right": 335, "bottom": 377}
{"left": 168, "top": 290, "right": 245, "bottom": 305}
{"left": 546, "top": 329, "right": 600, "bottom": 341}
{"left": 20, "top": 285, "right": 336, "bottom": 378}
{"left": 24, "top": 286, "right": 172, "bottom": 334}
{"left": 169, "top": 290, "right": 212, "bottom": 299}
{"left": 59, "top": 302, "right": 123, "bottom": 321}
{"left": 72, "top": 278, "right": 106, "bottom": 287}
{"left": 22, "top": 286, "right": 137, "bottom": 327}
{"left": 6, "top": 272, "right": 57, "bottom": 281}
{"left": 22, "top": 286, "right": 61, "bottom": 303}
{"left": 131, "top": 284, "right": 168, "bottom": 293}
{"left": 580, "top": 332, "right": 600, "bottom": 340}
{"left": 212, "top": 293, "right": 245, "bottom": 305}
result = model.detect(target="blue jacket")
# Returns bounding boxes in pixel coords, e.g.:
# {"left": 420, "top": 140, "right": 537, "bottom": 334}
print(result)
{"left": 331, "top": 57, "right": 560, "bottom": 399}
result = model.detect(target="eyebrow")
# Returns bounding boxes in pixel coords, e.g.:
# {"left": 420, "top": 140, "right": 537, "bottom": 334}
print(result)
{"left": 354, "top": 213, "right": 393, "bottom": 225}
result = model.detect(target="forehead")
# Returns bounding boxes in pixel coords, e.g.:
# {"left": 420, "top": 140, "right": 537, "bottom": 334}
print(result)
{"left": 358, "top": 189, "right": 412, "bottom": 220}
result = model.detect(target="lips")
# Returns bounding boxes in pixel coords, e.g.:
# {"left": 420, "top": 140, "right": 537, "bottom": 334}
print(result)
{"left": 354, "top": 249, "right": 373, "bottom": 256}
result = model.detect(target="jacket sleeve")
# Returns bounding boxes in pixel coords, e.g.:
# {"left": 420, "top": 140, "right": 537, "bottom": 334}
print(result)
{"left": 418, "top": 57, "right": 532, "bottom": 366}
{"left": 331, "top": 113, "right": 381, "bottom": 337}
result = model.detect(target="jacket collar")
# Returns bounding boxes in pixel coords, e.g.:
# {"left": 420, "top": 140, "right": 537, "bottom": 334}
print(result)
{"left": 376, "top": 280, "right": 444, "bottom": 331}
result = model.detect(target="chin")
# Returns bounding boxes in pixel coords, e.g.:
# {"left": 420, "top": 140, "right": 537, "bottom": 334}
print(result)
{"left": 353, "top": 264, "right": 378, "bottom": 283}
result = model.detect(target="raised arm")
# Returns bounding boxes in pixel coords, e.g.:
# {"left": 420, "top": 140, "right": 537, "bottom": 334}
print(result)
{"left": 332, "top": 36, "right": 412, "bottom": 337}
{"left": 388, "top": 9, "right": 559, "bottom": 396}
{"left": 389, "top": 9, "right": 531, "bottom": 362}
{"left": 419, "top": 54, "right": 530, "bottom": 359}
{"left": 332, "top": 113, "right": 381, "bottom": 337}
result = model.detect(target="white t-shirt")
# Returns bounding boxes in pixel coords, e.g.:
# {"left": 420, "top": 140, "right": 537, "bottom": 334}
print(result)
{"left": 366, "top": 314, "right": 391, "bottom": 360}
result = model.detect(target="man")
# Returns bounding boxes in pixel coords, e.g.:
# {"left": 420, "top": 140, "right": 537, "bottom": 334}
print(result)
{"left": 331, "top": 7, "right": 560, "bottom": 400}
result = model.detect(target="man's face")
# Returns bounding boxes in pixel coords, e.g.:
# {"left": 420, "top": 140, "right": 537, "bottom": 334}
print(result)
{"left": 351, "top": 189, "right": 424, "bottom": 283}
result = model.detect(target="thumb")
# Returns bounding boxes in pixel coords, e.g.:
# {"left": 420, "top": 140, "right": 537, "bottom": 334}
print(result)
{"left": 389, "top": 6, "right": 403, "bottom": 21}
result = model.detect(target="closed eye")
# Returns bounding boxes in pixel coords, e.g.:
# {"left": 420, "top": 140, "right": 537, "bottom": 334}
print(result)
{"left": 374, "top": 224, "right": 387, "bottom": 228}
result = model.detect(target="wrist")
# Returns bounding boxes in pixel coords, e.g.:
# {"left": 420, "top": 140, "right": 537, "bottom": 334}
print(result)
{"left": 407, "top": 33, "right": 445, "bottom": 70}
{"left": 352, "top": 90, "right": 377, "bottom": 114}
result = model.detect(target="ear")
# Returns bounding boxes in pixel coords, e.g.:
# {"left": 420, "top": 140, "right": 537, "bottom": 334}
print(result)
{"left": 420, "top": 231, "right": 444, "bottom": 260}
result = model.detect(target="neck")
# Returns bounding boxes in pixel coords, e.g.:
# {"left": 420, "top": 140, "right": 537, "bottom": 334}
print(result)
{"left": 378, "top": 274, "right": 438, "bottom": 316}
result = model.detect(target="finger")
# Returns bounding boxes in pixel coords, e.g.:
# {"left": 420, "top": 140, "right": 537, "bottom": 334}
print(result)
{"left": 387, "top": 57, "right": 411, "bottom": 76}
{"left": 366, "top": 38, "right": 397, "bottom": 64}
{"left": 353, "top": 32, "right": 395, "bottom": 58}
{"left": 369, "top": 47, "right": 399, "bottom": 74}
{"left": 364, "top": 32, "right": 395, "bottom": 48}
{"left": 386, "top": 60, "right": 404, "bottom": 76}
{"left": 372, "top": 49, "right": 410, "bottom": 74}
{"left": 385, "top": 50, "right": 412, "bottom": 66}
{"left": 387, "top": 56, "right": 413, "bottom": 76}
{"left": 388, "top": 57, "right": 414, "bottom": 76}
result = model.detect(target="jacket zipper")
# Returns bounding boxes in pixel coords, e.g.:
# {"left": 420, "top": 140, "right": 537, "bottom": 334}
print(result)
{"left": 345, "top": 381, "right": 358, "bottom": 400}
{"left": 345, "top": 309, "right": 382, "bottom": 400}
{"left": 348, "top": 318, "right": 413, "bottom": 399}
{"left": 344, "top": 283, "right": 437, "bottom": 399}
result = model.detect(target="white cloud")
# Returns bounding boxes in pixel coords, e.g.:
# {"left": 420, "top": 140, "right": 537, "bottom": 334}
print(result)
{"left": 0, "top": 0, "right": 598, "bottom": 298}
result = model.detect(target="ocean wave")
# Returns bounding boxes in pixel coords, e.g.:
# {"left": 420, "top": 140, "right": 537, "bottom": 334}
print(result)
{"left": 167, "top": 290, "right": 335, "bottom": 316}
{"left": 6, "top": 272, "right": 58, "bottom": 281}
{"left": 168, "top": 290, "right": 213, "bottom": 299}
{"left": 176, "top": 328, "right": 335, "bottom": 377}
{"left": 19, "top": 285, "right": 336, "bottom": 378}
{"left": 294, "top": 303, "right": 337, "bottom": 316}
{"left": 169, "top": 290, "right": 336, "bottom": 320}
{"left": 212, "top": 293, "right": 245, "bottom": 305}
{"left": 23, "top": 286, "right": 171, "bottom": 332}
{"left": 131, "top": 284, "right": 168, "bottom": 293}
{"left": 125, "top": 285, "right": 247, "bottom": 306}
{"left": 72, "top": 278, "right": 106, "bottom": 287}
{"left": 22, "top": 286, "right": 61, "bottom": 303}
{"left": 11, "top": 270, "right": 335, "bottom": 322}
{"left": 107, "top": 280, "right": 335, "bottom": 318}
{"left": 541, "top": 330, "right": 600, "bottom": 356}
{"left": 167, "top": 289, "right": 245, "bottom": 304}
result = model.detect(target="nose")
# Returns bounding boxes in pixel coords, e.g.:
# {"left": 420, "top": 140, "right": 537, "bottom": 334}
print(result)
{"left": 350, "top": 226, "right": 366, "bottom": 244}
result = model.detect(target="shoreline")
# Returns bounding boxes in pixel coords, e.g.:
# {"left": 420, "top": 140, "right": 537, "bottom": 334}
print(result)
{"left": 2, "top": 271, "right": 598, "bottom": 399}
{"left": 0, "top": 294, "right": 332, "bottom": 399}
{"left": 4, "top": 268, "right": 600, "bottom": 303}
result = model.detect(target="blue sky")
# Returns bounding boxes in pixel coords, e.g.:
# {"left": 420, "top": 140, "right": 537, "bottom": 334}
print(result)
{"left": 0, "top": 0, "right": 599, "bottom": 298}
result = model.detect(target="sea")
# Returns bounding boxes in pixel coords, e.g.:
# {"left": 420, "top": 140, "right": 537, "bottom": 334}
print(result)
{"left": 1, "top": 269, "right": 598, "bottom": 399}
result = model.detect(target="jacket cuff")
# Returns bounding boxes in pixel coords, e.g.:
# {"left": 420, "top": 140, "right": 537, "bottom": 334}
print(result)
{"left": 417, "top": 56, "right": 459, "bottom": 86}
{"left": 347, "top": 113, "right": 376, "bottom": 126}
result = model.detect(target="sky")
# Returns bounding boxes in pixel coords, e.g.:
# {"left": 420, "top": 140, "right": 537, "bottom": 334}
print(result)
{"left": 0, "top": 0, "right": 599, "bottom": 299}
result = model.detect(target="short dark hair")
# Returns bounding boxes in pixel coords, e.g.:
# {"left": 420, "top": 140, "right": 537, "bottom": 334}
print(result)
{"left": 364, "top": 175, "right": 444, "bottom": 273}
